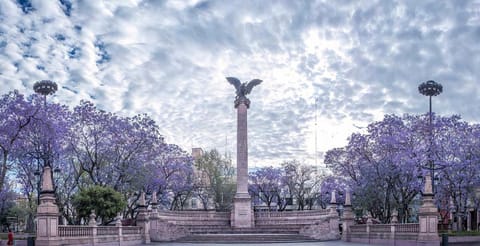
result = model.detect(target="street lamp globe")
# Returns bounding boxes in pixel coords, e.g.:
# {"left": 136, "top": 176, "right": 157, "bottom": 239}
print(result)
{"left": 33, "top": 80, "right": 58, "bottom": 96}
{"left": 418, "top": 80, "right": 443, "bottom": 97}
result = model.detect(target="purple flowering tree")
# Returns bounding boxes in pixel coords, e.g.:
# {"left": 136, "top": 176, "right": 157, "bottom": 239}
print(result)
{"left": 249, "top": 166, "right": 283, "bottom": 210}
{"left": 0, "top": 91, "right": 38, "bottom": 192}
{"left": 325, "top": 114, "right": 480, "bottom": 225}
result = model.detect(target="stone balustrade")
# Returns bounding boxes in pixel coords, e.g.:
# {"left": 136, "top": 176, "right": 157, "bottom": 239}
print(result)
{"left": 55, "top": 225, "right": 143, "bottom": 246}
{"left": 122, "top": 227, "right": 142, "bottom": 235}
{"left": 396, "top": 223, "right": 419, "bottom": 233}
{"left": 58, "top": 226, "right": 94, "bottom": 237}
{"left": 255, "top": 210, "right": 329, "bottom": 218}
{"left": 348, "top": 223, "right": 420, "bottom": 245}
{"left": 97, "top": 226, "right": 119, "bottom": 236}
{"left": 158, "top": 210, "right": 230, "bottom": 218}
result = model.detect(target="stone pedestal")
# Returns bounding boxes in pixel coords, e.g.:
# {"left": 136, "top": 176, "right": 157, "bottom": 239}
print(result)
{"left": 36, "top": 166, "right": 60, "bottom": 246}
{"left": 417, "top": 175, "right": 440, "bottom": 246}
{"left": 231, "top": 194, "right": 253, "bottom": 228}
{"left": 342, "top": 189, "right": 354, "bottom": 242}
{"left": 328, "top": 190, "right": 340, "bottom": 239}
{"left": 137, "top": 192, "right": 151, "bottom": 244}
{"left": 231, "top": 97, "right": 253, "bottom": 228}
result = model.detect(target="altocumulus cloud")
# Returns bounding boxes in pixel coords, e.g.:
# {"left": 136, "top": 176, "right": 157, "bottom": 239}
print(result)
{"left": 0, "top": 0, "right": 479, "bottom": 167}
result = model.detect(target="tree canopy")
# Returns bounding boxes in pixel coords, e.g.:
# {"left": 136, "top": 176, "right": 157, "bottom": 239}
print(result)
{"left": 72, "top": 185, "right": 126, "bottom": 225}
{"left": 325, "top": 114, "right": 480, "bottom": 223}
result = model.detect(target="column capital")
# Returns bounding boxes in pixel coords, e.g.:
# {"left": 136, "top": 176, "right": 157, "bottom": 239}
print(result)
{"left": 235, "top": 97, "right": 250, "bottom": 109}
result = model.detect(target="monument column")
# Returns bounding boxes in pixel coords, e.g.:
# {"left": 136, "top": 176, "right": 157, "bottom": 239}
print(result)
{"left": 227, "top": 77, "right": 262, "bottom": 229}
{"left": 231, "top": 97, "right": 253, "bottom": 228}
{"left": 235, "top": 97, "right": 250, "bottom": 196}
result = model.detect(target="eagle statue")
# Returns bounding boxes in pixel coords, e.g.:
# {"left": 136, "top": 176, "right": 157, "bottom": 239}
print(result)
{"left": 226, "top": 77, "right": 263, "bottom": 99}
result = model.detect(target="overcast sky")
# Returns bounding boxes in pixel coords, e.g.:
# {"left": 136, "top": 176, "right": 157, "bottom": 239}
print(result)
{"left": 1, "top": 0, "right": 479, "bottom": 167}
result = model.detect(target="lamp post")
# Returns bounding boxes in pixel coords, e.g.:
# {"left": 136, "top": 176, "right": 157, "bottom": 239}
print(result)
{"left": 418, "top": 80, "right": 443, "bottom": 194}
{"left": 33, "top": 80, "right": 58, "bottom": 108}
{"left": 315, "top": 97, "right": 319, "bottom": 167}
{"left": 33, "top": 80, "right": 58, "bottom": 204}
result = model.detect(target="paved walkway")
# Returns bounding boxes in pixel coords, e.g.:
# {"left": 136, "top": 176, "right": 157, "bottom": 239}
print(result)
{"left": 150, "top": 241, "right": 371, "bottom": 246}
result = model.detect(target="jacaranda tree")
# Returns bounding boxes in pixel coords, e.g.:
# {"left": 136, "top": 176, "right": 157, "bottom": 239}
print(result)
{"left": 325, "top": 114, "right": 480, "bottom": 225}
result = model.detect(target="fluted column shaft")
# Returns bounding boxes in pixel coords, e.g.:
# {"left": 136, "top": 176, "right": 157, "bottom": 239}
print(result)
{"left": 236, "top": 101, "right": 249, "bottom": 196}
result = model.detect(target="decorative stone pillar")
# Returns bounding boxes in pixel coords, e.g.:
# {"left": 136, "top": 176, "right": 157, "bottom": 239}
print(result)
{"left": 342, "top": 189, "right": 355, "bottom": 242}
{"left": 329, "top": 190, "right": 337, "bottom": 216}
{"left": 137, "top": 191, "right": 151, "bottom": 244}
{"left": 231, "top": 97, "right": 253, "bottom": 228}
{"left": 328, "top": 190, "right": 340, "bottom": 239}
{"left": 391, "top": 209, "right": 399, "bottom": 224}
{"left": 149, "top": 192, "right": 160, "bottom": 234}
{"left": 417, "top": 174, "right": 440, "bottom": 246}
{"left": 116, "top": 214, "right": 123, "bottom": 245}
{"left": 89, "top": 210, "right": 98, "bottom": 245}
{"left": 467, "top": 208, "right": 472, "bottom": 231}
{"left": 36, "top": 166, "right": 60, "bottom": 246}
{"left": 366, "top": 213, "right": 372, "bottom": 237}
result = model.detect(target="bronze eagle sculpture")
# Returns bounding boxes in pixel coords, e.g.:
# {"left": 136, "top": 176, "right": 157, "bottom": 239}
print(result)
{"left": 226, "top": 77, "right": 263, "bottom": 99}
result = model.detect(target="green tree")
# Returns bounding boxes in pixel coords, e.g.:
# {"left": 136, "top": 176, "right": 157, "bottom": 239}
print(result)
{"left": 194, "top": 149, "right": 235, "bottom": 211}
{"left": 72, "top": 185, "right": 126, "bottom": 225}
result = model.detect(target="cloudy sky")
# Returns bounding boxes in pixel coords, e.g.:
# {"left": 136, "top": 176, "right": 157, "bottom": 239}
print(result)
{"left": 1, "top": 0, "right": 479, "bottom": 167}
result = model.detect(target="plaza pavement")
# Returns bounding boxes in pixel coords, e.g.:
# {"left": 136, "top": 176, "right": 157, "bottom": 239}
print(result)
{"left": 149, "top": 241, "right": 372, "bottom": 246}
{"left": 6, "top": 240, "right": 372, "bottom": 246}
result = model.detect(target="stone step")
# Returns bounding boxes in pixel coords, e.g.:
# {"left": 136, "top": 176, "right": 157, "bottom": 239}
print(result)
{"left": 176, "top": 233, "right": 318, "bottom": 243}
{"left": 186, "top": 225, "right": 303, "bottom": 234}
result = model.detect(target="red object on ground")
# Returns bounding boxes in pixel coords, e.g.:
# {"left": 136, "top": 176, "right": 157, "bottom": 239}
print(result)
{"left": 7, "top": 230, "right": 14, "bottom": 245}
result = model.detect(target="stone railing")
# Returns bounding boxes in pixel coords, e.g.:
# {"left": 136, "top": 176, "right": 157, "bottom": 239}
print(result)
{"left": 158, "top": 210, "right": 230, "bottom": 218}
{"left": 57, "top": 225, "right": 143, "bottom": 246}
{"left": 58, "top": 226, "right": 94, "bottom": 237}
{"left": 255, "top": 210, "right": 329, "bottom": 218}
{"left": 347, "top": 223, "right": 419, "bottom": 245}
{"left": 123, "top": 226, "right": 142, "bottom": 235}
{"left": 97, "top": 226, "right": 119, "bottom": 236}
{"left": 254, "top": 209, "right": 331, "bottom": 227}
{"left": 156, "top": 210, "right": 231, "bottom": 227}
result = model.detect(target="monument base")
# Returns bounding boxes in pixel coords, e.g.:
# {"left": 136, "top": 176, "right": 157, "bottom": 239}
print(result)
{"left": 417, "top": 193, "right": 440, "bottom": 244}
{"left": 231, "top": 193, "right": 253, "bottom": 228}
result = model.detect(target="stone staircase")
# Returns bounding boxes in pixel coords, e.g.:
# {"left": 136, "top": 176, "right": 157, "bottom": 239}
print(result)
{"left": 176, "top": 224, "right": 319, "bottom": 243}
{"left": 186, "top": 225, "right": 304, "bottom": 234}
{"left": 152, "top": 210, "right": 338, "bottom": 242}
{"left": 176, "top": 232, "right": 320, "bottom": 243}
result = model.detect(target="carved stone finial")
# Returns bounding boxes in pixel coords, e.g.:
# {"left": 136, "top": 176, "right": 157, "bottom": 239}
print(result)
{"left": 391, "top": 209, "right": 398, "bottom": 223}
{"left": 330, "top": 190, "right": 337, "bottom": 204}
{"left": 89, "top": 210, "right": 97, "bottom": 226}
{"left": 139, "top": 191, "right": 146, "bottom": 206}
{"left": 151, "top": 192, "right": 157, "bottom": 205}
{"left": 115, "top": 213, "right": 122, "bottom": 226}
{"left": 344, "top": 189, "right": 351, "bottom": 206}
